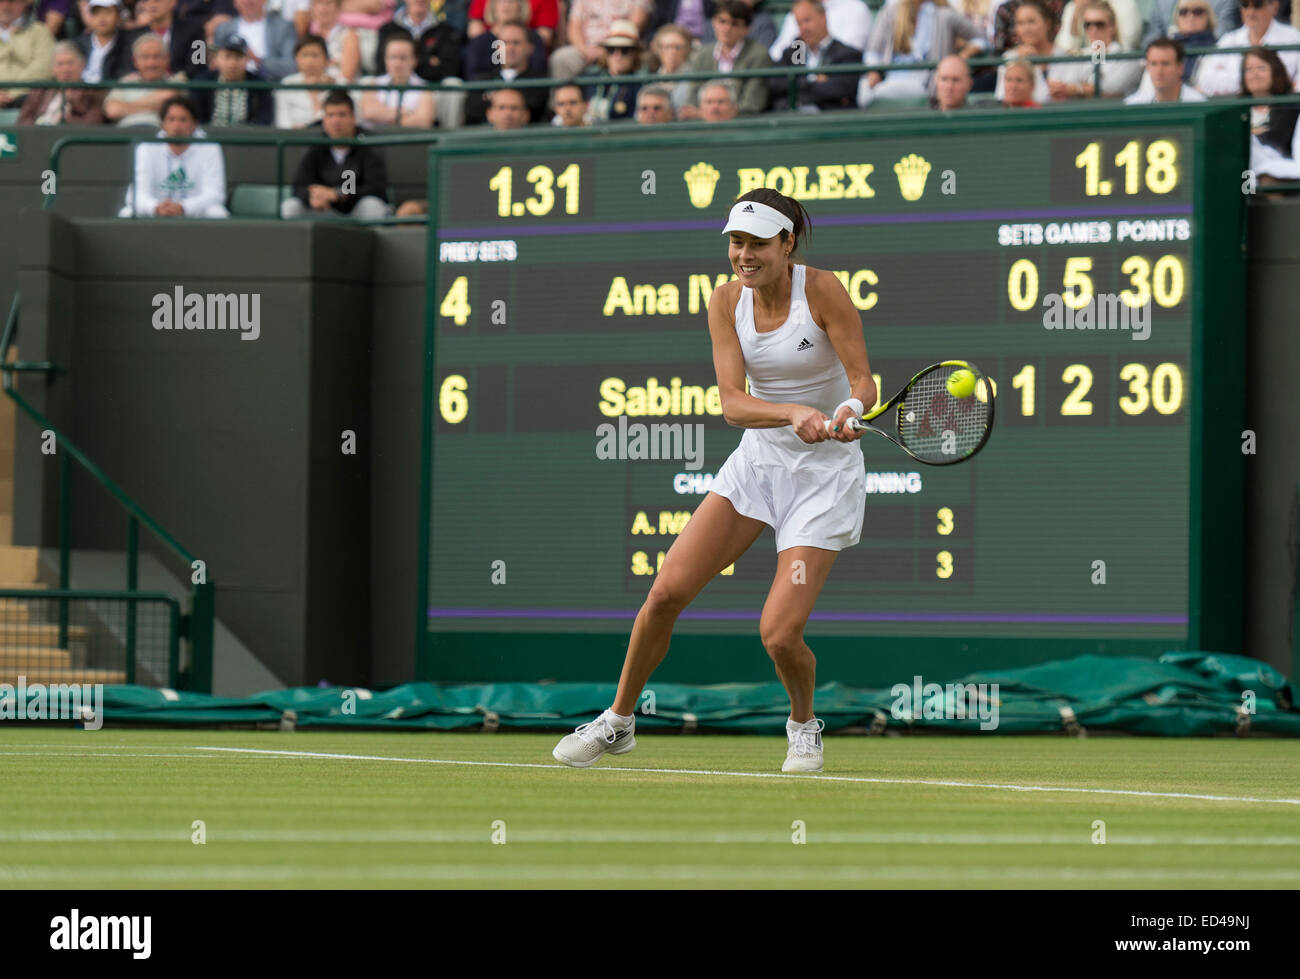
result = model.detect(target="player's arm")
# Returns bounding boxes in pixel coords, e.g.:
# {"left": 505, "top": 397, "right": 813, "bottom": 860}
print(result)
{"left": 809, "top": 268, "right": 876, "bottom": 439}
{"left": 708, "top": 284, "right": 809, "bottom": 430}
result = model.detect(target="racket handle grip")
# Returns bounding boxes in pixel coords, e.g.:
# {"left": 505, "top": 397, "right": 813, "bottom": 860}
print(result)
{"left": 824, "top": 416, "right": 866, "bottom": 433}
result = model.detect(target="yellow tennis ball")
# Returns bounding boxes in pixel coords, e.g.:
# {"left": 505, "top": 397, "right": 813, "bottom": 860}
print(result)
{"left": 947, "top": 369, "right": 976, "bottom": 399}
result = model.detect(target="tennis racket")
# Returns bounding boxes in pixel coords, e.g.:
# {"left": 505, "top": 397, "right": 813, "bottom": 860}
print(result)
{"left": 823, "top": 360, "right": 995, "bottom": 466}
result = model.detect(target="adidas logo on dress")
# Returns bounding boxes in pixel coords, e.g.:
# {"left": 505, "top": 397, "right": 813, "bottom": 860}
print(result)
{"left": 796, "top": 337, "right": 813, "bottom": 351}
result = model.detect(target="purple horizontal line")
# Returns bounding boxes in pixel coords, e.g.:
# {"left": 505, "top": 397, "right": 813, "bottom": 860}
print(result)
{"left": 438, "top": 205, "right": 1193, "bottom": 240}
{"left": 427, "top": 607, "right": 1185, "bottom": 625}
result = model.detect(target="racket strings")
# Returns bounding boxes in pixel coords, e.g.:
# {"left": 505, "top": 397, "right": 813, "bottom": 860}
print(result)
{"left": 896, "top": 365, "right": 992, "bottom": 464}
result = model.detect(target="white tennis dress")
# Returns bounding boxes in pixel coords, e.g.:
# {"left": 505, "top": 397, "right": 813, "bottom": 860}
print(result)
{"left": 709, "top": 264, "right": 868, "bottom": 552}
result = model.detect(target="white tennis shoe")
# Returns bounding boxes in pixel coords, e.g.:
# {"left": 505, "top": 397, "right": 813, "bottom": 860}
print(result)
{"left": 553, "top": 710, "right": 637, "bottom": 768}
{"left": 782, "top": 717, "right": 825, "bottom": 773}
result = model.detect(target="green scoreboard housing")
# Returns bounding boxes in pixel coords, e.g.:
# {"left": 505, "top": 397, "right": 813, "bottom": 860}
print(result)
{"left": 420, "top": 107, "right": 1247, "bottom": 686}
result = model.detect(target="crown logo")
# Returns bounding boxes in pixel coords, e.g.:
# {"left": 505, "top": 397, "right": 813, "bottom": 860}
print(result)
{"left": 684, "top": 162, "right": 721, "bottom": 209}
{"left": 894, "top": 154, "right": 932, "bottom": 202}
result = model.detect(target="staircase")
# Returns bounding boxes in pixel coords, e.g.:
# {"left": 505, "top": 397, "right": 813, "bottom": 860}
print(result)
{"left": 0, "top": 363, "right": 119, "bottom": 688}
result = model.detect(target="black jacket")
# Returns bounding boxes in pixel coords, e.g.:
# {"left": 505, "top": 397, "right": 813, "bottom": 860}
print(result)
{"left": 377, "top": 21, "right": 465, "bottom": 82}
{"left": 192, "top": 68, "right": 274, "bottom": 125}
{"left": 1259, "top": 105, "right": 1300, "bottom": 158}
{"left": 464, "top": 66, "right": 548, "bottom": 125}
{"left": 768, "top": 38, "right": 862, "bottom": 111}
{"left": 291, "top": 142, "right": 389, "bottom": 214}
{"left": 73, "top": 30, "right": 137, "bottom": 82}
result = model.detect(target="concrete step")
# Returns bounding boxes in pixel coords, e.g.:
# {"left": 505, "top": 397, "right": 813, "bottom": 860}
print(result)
{"left": 0, "top": 646, "right": 73, "bottom": 669}
{"left": 0, "top": 546, "right": 39, "bottom": 584}
{"left": 0, "top": 623, "right": 89, "bottom": 647}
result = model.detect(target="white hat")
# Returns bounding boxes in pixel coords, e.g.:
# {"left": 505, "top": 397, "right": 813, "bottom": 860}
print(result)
{"left": 88, "top": 0, "right": 121, "bottom": 8}
{"left": 720, "top": 199, "right": 794, "bottom": 239}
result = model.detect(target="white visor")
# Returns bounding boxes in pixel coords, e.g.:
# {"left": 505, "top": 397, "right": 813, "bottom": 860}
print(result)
{"left": 720, "top": 200, "right": 794, "bottom": 240}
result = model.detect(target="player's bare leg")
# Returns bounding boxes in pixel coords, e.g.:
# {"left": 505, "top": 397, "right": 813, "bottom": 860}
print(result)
{"left": 760, "top": 546, "right": 837, "bottom": 720}
{"left": 610, "top": 492, "right": 765, "bottom": 715}
{"left": 554, "top": 492, "right": 764, "bottom": 767}
{"left": 761, "top": 546, "right": 838, "bottom": 772}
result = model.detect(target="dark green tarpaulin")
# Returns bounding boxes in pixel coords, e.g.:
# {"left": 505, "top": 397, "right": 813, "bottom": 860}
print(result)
{"left": 58, "top": 652, "right": 1300, "bottom": 736}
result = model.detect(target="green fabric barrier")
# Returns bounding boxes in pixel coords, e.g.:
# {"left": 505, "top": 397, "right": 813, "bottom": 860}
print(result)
{"left": 70, "top": 650, "right": 1299, "bottom": 736}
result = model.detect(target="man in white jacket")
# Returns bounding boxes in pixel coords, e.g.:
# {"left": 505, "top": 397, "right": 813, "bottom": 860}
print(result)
{"left": 119, "top": 95, "right": 230, "bottom": 218}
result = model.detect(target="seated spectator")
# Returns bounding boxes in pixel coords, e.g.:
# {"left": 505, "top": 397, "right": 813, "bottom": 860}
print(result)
{"left": 679, "top": 0, "right": 771, "bottom": 117}
{"left": 549, "top": 78, "right": 587, "bottom": 123}
{"left": 634, "top": 80, "right": 674, "bottom": 120}
{"left": 214, "top": 0, "right": 296, "bottom": 79}
{"left": 465, "top": 19, "right": 546, "bottom": 123}
{"left": 463, "top": 0, "right": 546, "bottom": 78}
{"left": 282, "top": 88, "right": 390, "bottom": 217}
{"left": 119, "top": 95, "right": 229, "bottom": 217}
{"left": 579, "top": 18, "right": 643, "bottom": 121}
{"left": 929, "top": 50, "right": 971, "bottom": 105}
{"left": 769, "top": 0, "right": 862, "bottom": 111}
{"left": 768, "top": 0, "right": 870, "bottom": 60}
{"left": 105, "top": 33, "right": 186, "bottom": 124}
{"left": 309, "top": 0, "right": 362, "bottom": 80}
{"left": 696, "top": 75, "right": 737, "bottom": 117}
{"left": 648, "top": 22, "right": 693, "bottom": 114}
{"left": 275, "top": 33, "right": 339, "bottom": 126}
{"left": 1055, "top": 0, "right": 1140, "bottom": 51}
{"left": 377, "top": 0, "right": 463, "bottom": 82}
{"left": 76, "top": 0, "right": 135, "bottom": 82}
{"left": 992, "top": 0, "right": 1052, "bottom": 102}
{"left": 861, "top": 0, "right": 984, "bottom": 105}
{"left": 1124, "top": 36, "right": 1206, "bottom": 99}
{"left": 483, "top": 83, "right": 528, "bottom": 127}
{"left": 194, "top": 34, "right": 273, "bottom": 123}
{"left": 0, "top": 0, "right": 54, "bottom": 108}
{"left": 19, "top": 40, "right": 106, "bottom": 121}
{"left": 1166, "top": 0, "right": 1218, "bottom": 82}
{"left": 1243, "top": 45, "right": 1300, "bottom": 178}
{"left": 35, "top": 0, "right": 68, "bottom": 35}
{"left": 337, "top": 0, "right": 395, "bottom": 34}
{"left": 700, "top": 0, "right": 779, "bottom": 50}
{"left": 360, "top": 31, "right": 435, "bottom": 125}
{"left": 548, "top": 0, "right": 652, "bottom": 80}
{"left": 1000, "top": 55, "right": 1039, "bottom": 102}
{"left": 132, "top": 0, "right": 208, "bottom": 79}
{"left": 1141, "top": 0, "right": 1237, "bottom": 46}
{"left": 1047, "top": 0, "right": 1142, "bottom": 97}
{"left": 1196, "top": 0, "right": 1300, "bottom": 94}
{"left": 989, "top": 0, "right": 1065, "bottom": 54}
{"left": 466, "top": 0, "right": 556, "bottom": 50}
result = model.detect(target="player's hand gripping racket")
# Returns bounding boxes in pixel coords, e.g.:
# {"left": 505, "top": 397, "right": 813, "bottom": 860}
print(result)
{"left": 825, "top": 360, "right": 995, "bottom": 466}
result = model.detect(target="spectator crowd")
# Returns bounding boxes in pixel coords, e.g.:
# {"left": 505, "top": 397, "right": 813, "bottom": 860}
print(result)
{"left": 3, "top": 0, "right": 1298, "bottom": 214}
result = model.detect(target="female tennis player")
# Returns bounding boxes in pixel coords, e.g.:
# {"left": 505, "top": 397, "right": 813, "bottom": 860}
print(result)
{"left": 553, "top": 188, "right": 876, "bottom": 773}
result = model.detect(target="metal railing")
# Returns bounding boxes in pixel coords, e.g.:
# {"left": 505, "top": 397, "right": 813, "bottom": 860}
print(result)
{"left": 0, "top": 293, "right": 214, "bottom": 691}
{"left": 6, "top": 40, "right": 1300, "bottom": 116}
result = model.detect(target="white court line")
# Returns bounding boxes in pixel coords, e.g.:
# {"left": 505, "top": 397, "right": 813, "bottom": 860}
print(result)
{"left": 0, "top": 751, "right": 226, "bottom": 760}
{"left": 1, "top": 865, "right": 1298, "bottom": 883}
{"left": 194, "top": 746, "right": 1300, "bottom": 806}
{"left": 3, "top": 829, "right": 1300, "bottom": 845}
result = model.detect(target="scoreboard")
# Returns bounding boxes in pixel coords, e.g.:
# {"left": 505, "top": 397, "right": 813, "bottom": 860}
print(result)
{"left": 420, "top": 107, "right": 1246, "bottom": 685}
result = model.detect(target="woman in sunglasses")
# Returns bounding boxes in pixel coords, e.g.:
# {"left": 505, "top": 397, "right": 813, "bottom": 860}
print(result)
{"left": 1047, "top": 0, "right": 1143, "bottom": 97}
{"left": 580, "top": 18, "right": 645, "bottom": 121}
{"left": 1168, "top": 0, "right": 1217, "bottom": 81}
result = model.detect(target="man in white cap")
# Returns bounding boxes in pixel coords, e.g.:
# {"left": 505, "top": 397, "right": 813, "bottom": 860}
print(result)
{"left": 75, "top": 0, "right": 135, "bottom": 82}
